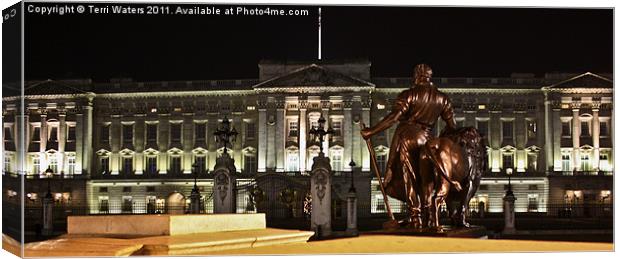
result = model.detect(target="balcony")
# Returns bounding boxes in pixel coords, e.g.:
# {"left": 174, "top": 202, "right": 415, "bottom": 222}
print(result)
{"left": 548, "top": 171, "right": 613, "bottom": 177}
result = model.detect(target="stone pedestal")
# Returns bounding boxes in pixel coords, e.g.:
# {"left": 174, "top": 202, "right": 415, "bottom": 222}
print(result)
{"left": 310, "top": 152, "right": 332, "bottom": 238}
{"left": 503, "top": 191, "right": 516, "bottom": 234}
{"left": 213, "top": 153, "right": 236, "bottom": 214}
{"left": 189, "top": 188, "right": 201, "bottom": 214}
{"left": 345, "top": 190, "right": 358, "bottom": 236}
{"left": 42, "top": 194, "right": 54, "bottom": 236}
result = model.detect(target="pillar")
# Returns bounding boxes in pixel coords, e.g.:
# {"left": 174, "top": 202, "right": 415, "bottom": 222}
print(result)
{"left": 82, "top": 95, "right": 94, "bottom": 176}
{"left": 361, "top": 104, "right": 371, "bottom": 172}
{"left": 310, "top": 152, "right": 332, "bottom": 238}
{"left": 213, "top": 153, "right": 236, "bottom": 213}
{"left": 42, "top": 192, "right": 54, "bottom": 236}
{"left": 257, "top": 105, "right": 267, "bottom": 172}
{"left": 276, "top": 101, "right": 286, "bottom": 172}
{"left": 572, "top": 104, "right": 580, "bottom": 171}
{"left": 58, "top": 108, "right": 66, "bottom": 175}
{"left": 543, "top": 95, "right": 553, "bottom": 173}
{"left": 343, "top": 103, "right": 353, "bottom": 171}
{"left": 346, "top": 186, "right": 358, "bottom": 235}
{"left": 299, "top": 105, "right": 307, "bottom": 172}
{"left": 592, "top": 103, "right": 600, "bottom": 171}
{"left": 552, "top": 106, "right": 562, "bottom": 171}
{"left": 502, "top": 191, "right": 516, "bottom": 234}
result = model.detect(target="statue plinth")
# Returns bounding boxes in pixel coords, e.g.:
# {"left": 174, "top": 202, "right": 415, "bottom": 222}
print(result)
{"left": 213, "top": 153, "right": 236, "bottom": 214}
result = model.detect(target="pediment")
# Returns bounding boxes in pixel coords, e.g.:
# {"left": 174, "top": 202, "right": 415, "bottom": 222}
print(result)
{"left": 253, "top": 64, "right": 375, "bottom": 89}
{"left": 549, "top": 72, "right": 612, "bottom": 89}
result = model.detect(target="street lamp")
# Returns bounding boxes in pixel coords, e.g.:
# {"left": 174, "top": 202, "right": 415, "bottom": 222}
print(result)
{"left": 506, "top": 168, "right": 513, "bottom": 196}
{"left": 348, "top": 160, "right": 356, "bottom": 192}
{"left": 309, "top": 115, "right": 334, "bottom": 154}
{"left": 213, "top": 116, "right": 238, "bottom": 155}
{"left": 44, "top": 166, "right": 54, "bottom": 199}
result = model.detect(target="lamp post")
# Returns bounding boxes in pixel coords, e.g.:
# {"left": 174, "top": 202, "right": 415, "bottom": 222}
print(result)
{"left": 43, "top": 166, "right": 54, "bottom": 235}
{"left": 309, "top": 115, "right": 334, "bottom": 154}
{"left": 503, "top": 167, "right": 516, "bottom": 234}
{"left": 506, "top": 168, "right": 513, "bottom": 195}
{"left": 44, "top": 166, "right": 54, "bottom": 198}
{"left": 346, "top": 160, "right": 358, "bottom": 236}
{"left": 189, "top": 162, "right": 202, "bottom": 214}
{"left": 213, "top": 116, "right": 238, "bottom": 155}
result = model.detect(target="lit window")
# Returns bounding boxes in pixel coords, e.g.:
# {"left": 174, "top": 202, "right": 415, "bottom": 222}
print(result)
{"left": 246, "top": 106, "right": 256, "bottom": 111}
{"left": 174, "top": 107, "right": 182, "bottom": 112}
{"left": 561, "top": 154, "right": 571, "bottom": 172}
{"left": 527, "top": 120, "right": 537, "bottom": 139}
{"left": 478, "top": 104, "right": 486, "bottom": 110}
{"left": 67, "top": 157, "right": 75, "bottom": 175}
{"left": 288, "top": 121, "right": 299, "bottom": 137}
{"left": 331, "top": 121, "right": 342, "bottom": 137}
{"left": 376, "top": 104, "right": 385, "bottom": 110}
{"left": 150, "top": 108, "right": 157, "bottom": 113}
{"left": 561, "top": 103, "right": 570, "bottom": 109}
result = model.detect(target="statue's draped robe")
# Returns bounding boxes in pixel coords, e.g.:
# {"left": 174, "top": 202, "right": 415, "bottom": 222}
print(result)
{"left": 381, "top": 84, "right": 456, "bottom": 202}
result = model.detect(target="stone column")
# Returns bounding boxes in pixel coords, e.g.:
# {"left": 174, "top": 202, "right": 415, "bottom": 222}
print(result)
{"left": 40, "top": 110, "right": 48, "bottom": 170}
{"left": 15, "top": 107, "right": 27, "bottom": 176}
{"left": 343, "top": 102, "right": 353, "bottom": 171}
{"left": 257, "top": 102, "right": 267, "bottom": 172}
{"left": 213, "top": 153, "right": 236, "bottom": 213}
{"left": 346, "top": 181, "right": 358, "bottom": 236}
{"left": 592, "top": 102, "right": 600, "bottom": 171}
{"left": 515, "top": 111, "right": 526, "bottom": 172}
{"left": 110, "top": 115, "right": 121, "bottom": 175}
{"left": 82, "top": 95, "right": 94, "bottom": 176}
{"left": 361, "top": 100, "right": 371, "bottom": 172}
{"left": 543, "top": 95, "right": 553, "bottom": 173}
{"left": 183, "top": 114, "right": 194, "bottom": 174}
{"left": 310, "top": 152, "right": 332, "bottom": 238}
{"left": 572, "top": 103, "right": 580, "bottom": 171}
{"left": 276, "top": 100, "right": 286, "bottom": 172}
{"left": 189, "top": 186, "right": 202, "bottom": 214}
{"left": 58, "top": 108, "right": 66, "bottom": 175}
{"left": 552, "top": 105, "right": 562, "bottom": 171}
{"left": 207, "top": 115, "right": 217, "bottom": 172}
{"left": 158, "top": 114, "right": 169, "bottom": 174}
{"left": 299, "top": 102, "right": 308, "bottom": 172}
{"left": 321, "top": 100, "right": 330, "bottom": 155}
{"left": 134, "top": 114, "right": 146, "bottom": 175}
{"left": 42, "top": 192, "right": 54, "bottom": 236}
{"left": 502, "top": 190, "right": 516, "bottom": 234}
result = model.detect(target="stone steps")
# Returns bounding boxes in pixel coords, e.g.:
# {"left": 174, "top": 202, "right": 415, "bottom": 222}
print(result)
{"left": 19, "top": 228, "right": 313, "bottom": 257}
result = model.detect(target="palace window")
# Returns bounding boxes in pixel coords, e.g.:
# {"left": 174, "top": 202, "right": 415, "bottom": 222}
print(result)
{"left": 146, "top": 124, "right": 157, "bottom": 143}
{"left": 170, "top": 123, "right": 182, "bottom": 143}
{"left": 331, "top": 150, "right": 343, "bottom": 171}
{"left": 100, "top": 157, "right": 109, "bottom": 174}
{"left": 561, "top": 154, "right": 571, "bottom": 172}
{"left": 195, "top": 123, "right": 206, "bottom": 143}
{"left": 331, "top": 120, "right": 342, "bottom": 137}
{"left": 245, "top": 122, "right": 255, "bottom": 140}
{"left": 502, "top": 121, "right": 513, "bottom": 139}
{"left": 122, "top": 157, "right": 133, "bottom": 174}
{"left": 580, "top": 154, "right": 591, "bottom": 171}
{"left": 33, "top": 157, "right": 40, "bottom": 175}
{"left": 561, "top": 121, "right": 571, "bottom": 137}
{"left": 49, "top": 127, "right": 58, "bottom": 142}
{"left": 67, "top": 157, "right": 75, "bottom": 175}
{"left": 600, "top": 121, "right": 609, "bottom": 136}
{"left": 377, "top": 153, "right": 387, "bottom": 174}
{"left": 101, "top": 125, "right": 110, "bottom": 143}
{"left": 122, "top": 196, "right": 133, "bottom": 213}
{"left": 32, "top": 127, "right": 41, "bottom": 142}
{"left": 599, "top": 153, "right": 611, "bottom": 171}
{"left": 49, "top": 156, "right": 58, "bottom": 174}
{"left": 527, "top": 120, "right": 537, "bottom": 139}
{"left": 527, "top": 194, "right": 539, "bottom": 212}
{"left": 3, "top": 156, "right": 10, "bottom": 174}
{"left": 99, "top": 197, "right": 109, "bottom": 213}
{"left": 67, "top": 126, "right": 76, "bottom": 142}
{"left": 287, "top": 152, "right": 299, "bottom": 172}
{"left": 146, "top": 156, "right": 157, "bottom": 174}
{"left": 195, "top": 155, "right": 206, "bottom": 174}
{"left": 123, "top": 124, "right": 133, "bottom": 145}
{"left": 503, "top": 153, "right": 514, "bottom": 169}
{"left": 244, "top": 154, "right": 257, "bottom": 174}
{"left": 170, "top": 156, "right": 181, "bottom": 174}
{"left": 580, "top": 121, "right": 590, "bottom": 137}
{"left": 527, "top": 153, "right": 537, "bottom": 171}
{"left": 288, "top": 121, "right": 299, "bottom": 137}
{"left": 3, "top": 127, "right": 12, "bottom": 142}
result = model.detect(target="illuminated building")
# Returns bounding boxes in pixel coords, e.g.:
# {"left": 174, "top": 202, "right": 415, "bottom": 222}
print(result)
{"left": 2, "top": 60, "right": 613, "bottom": 218}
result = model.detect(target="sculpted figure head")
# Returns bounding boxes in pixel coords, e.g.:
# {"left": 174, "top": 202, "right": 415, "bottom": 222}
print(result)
{"left": 413, "top": 64, "right": 433, "bottom": 86}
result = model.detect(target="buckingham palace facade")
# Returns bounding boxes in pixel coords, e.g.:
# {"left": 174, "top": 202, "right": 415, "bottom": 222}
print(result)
{"left": 2, "top": 60, "right": 614, "bottom": 219}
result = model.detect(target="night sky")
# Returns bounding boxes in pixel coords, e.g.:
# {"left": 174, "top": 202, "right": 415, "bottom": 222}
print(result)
{"left": 24, "top": 3, "right": 613, "bottom": 82}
